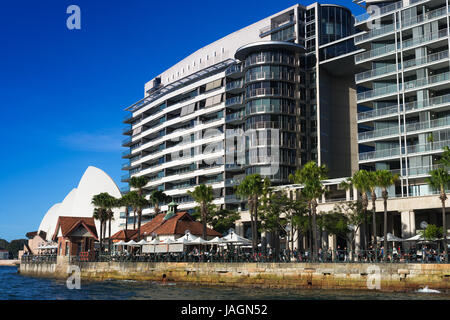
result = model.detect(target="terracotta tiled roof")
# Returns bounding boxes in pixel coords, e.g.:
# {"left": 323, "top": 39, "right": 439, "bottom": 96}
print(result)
{"left": 136, "top": 212, "right": 221, "bottom": 238}
{"left": 52, "top": 216, "right": 98, "bottom": 241}
{"left": 26, "top": 231, "right": 46, "bottom": 240}
{"left": 111, "top": 229, "right": 138, "bottom": 241}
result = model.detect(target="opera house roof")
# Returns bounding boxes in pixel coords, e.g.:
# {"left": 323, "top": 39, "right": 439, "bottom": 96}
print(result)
{"left": 38, "top": 166, "right": 123, "bottom": 241}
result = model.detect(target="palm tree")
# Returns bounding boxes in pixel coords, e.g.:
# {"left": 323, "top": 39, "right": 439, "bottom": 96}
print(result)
{"left": 92, "top": 193, "right": 110, "bottom": 252}
{"left": 188, "top": 185, "right": 214, "bottom": 239}
{"left": 341, "top": 170, "right": 372, "bottom": 251}
{"left": 92, "top": 207, "right": 106, "bottom": 252}
{"left": 120, "top": 192, "right": 133, "bottom": 231}
{"left": 150, "top": 190, "right": 171, "bottom": 216}
{"left": 129, "top": 176, "right": 149, "bottom": 241}
{"left": 367, "top": 171, "right": 379, "bottom": 259}
{"left": 235, "top": 174, "right": 269, "bottom": 252}
{"left": 426, "top": 167, "right": 450, "bottom": 262}
{"left": 289, "top": 161, "right": 328, "bottom": 262}
{"left": 375, "top": 170, "right": 399, "bottom": 261}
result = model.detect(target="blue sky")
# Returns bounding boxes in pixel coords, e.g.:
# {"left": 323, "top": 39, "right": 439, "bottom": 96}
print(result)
{"left": 0, "top": 0, "right": 364, "bottom": 241}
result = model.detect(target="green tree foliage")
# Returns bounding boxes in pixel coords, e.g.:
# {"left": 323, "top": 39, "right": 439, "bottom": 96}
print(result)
{"left": 188, "top": 184, "right": 214, "bottom": 239}
{"left": 289, "top": 161, "right": 328, "bottom": 262}
{"left": 419, "top": 224, "right": 443, "bottom": 241}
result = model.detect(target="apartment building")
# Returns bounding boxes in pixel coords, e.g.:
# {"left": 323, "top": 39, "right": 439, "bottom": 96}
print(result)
{"left": 355, "top": 0, "right": 450, "bottom": 197}
{"left": 121, "top": 3, "right": 361, "bottom": 227}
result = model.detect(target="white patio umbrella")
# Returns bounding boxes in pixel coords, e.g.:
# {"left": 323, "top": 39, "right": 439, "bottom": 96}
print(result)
{"left": 207, "top": 237, "right": 225, "bottom": 244}
{"left": 148, "top": 238, "right": 160, "bottom": 245}
{"left": 137, "top": 239, "right": 149, "bottom": 245}
{"left": 403, "top": 234, "right": 425, "bottom": 241}
{"left": 176, "top": 232, "right": 199, "bottom": 244}
{"left": 125, "top": 240, "right": 138, "bottom": 246}
{"left": 190, "top": 237, "right": 208, "bottom": 245}
{"left": 114, "top": 240, "right": 126, "bottom": 246}
{"left": 222, "top": 232, "right": 251, "bottom": 245}
{"left": 377, "top": 233, "right": 404, "bottom": 242}
{"left": 161, "top": 238, "right": 176, "bottom": 244}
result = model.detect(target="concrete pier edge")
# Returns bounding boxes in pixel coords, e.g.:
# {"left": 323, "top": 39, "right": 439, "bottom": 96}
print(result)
{"left": 19, "top": 259, "right": 450, "bottom": 293}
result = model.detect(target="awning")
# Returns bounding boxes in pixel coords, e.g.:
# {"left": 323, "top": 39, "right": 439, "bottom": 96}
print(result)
{"left": 114, "top": 240, "right": 126, "bottom": 246}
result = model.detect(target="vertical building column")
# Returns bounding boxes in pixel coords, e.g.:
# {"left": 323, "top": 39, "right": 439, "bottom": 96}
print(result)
{"left": 355, "top": 226, "right": 361, "bottom": 253}
{"left": 328, "top": 234, "right": 337, "bottom": 261}
{"left": 235, "top": 222, "right": 244, "bottom": 237}
{"left": 401, "top": 211, "right": 415, "bottom": 249}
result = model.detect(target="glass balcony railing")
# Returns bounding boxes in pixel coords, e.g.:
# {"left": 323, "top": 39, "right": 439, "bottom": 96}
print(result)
{"left": 354, "top": 23, "right": 397, "bottom": 44}
{"left": 357, "top": 104, "right": 400, "bottom": 121}
{"left": 401, "top": 6, "right": 448, "bottom": 29}
{"left": 359, "top": 117, "right": 450, "bottom": 141}
{"left": 355, "top": 43, "right": 396, "bottom": 63}
{"left": 225, "top": 64, "right": 242, "bottom": 76}
{"left": 358, "top": 92, "right": 450, "bottom": 121}
{"left": 359, "top": 140, "right": 450, "bottom": 161}
{"left": 245, "top": 72, "right": 295, "bottom": 83}
{"left": 356, "top": 50, "right": 449, "bottom": 83}
{"left": 355, "top": 1, "right": 403, "bottom": 24}
{"left": 226, "top": 111, "right": 245, "bottom": 122}
{"left": 246, "top": 88, "right": 294, "bottom": 99}
{"left": 404, "top": 93, "right": 450, "bottom": 112}
{"left": 357, "top": 83, "right": 399, "bottom": 101}
{"left": 403, "top": 50, "right": 449, "bottom": 69}
{"left": 225, "top": 96, "right": 243, "bottom": 107}
{"left": 355, "top": 64, "right": 398, "bottom": 83}
{"left": 358, "top": 126, "right": 400, "bottom": 141}
{"left": 403, "top": 72, "right": 450, "bottom": 91}
{"left": 405, "top": 116, "right": 450, "bottom": 133}
{"left": 225, "top": 80, "right": 243, "bottom": 92}
{"left": 401, "top": 29, "right": 448, "bottom": 49}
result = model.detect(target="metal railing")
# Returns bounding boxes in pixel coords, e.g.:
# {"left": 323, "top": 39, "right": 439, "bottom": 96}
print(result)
{"left": 354, "top": 23, "right": 397, "bottom": 44}
{"left": 357, "top": 83, "right": 399, "bottom": 101}
{"left": 404, "top": 72, "right": 450, "bottom": 91}
{"left": 403, "top": 50, "right": 449, "bottom": 70}
{"left": 245, "top": 72, "right": 296, "bottom": 82}
{"left": 402, "top": 6, "right": 448, "bottom": 29}
{"left": 246, "top": 88, "right": 295, "bottom": 99}
{"left": 21, "top": 255, "right": 57, "bottom": 264}
{"left": 225, "top": 96, "right": 243, "bottom": 107}
{"left": 355, "top": 64, "right": 398, "bottom": 83}
{"left": 355, "top": 1, "right": 403, "bottom": 24}
{"left": 66, "top": 249, "right": 449, "bottom": 264}
{"left": 401, "top": 28, "right": 448, "bottom": 49}
{"left": 359, "top": 140, "right": 450, "bottom": 161}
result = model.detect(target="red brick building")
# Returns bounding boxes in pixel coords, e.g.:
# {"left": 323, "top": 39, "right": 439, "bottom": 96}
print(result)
{"left": 52, "top": 217, "right": 98, "bottom": 256}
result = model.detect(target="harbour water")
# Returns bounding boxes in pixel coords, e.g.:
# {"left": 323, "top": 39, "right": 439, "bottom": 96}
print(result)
{"left": 1, "top": 266, "right": 449, "bottom": 300}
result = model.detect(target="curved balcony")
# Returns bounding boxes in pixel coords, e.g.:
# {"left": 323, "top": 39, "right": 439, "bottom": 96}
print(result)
{"left": 225, "top": 80, "right": 243, "bottom": 94}
{"left": 226, "top": 111, "right": 245, "bottom": 123}
{"left": 225, "top": 96, "right": 243, "bottom": 108}
{"left": 244, "top": 54, "right": 296, "bottom": 69}
{"left": 245, "top": 72, "right": 296, "bottom": 84}
{"left": 225, "top": 64, "right": 243, "bottom": 78}
{"left": 245, "top": 88, "right": 295, "bottom": 100}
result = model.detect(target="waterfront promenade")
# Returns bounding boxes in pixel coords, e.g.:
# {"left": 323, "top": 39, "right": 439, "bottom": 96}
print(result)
{"left": 0, "top": 260, "right": 19, "bottom": 267}
{"left": 19, "top": 256, "right": 450, "bottom": 292}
